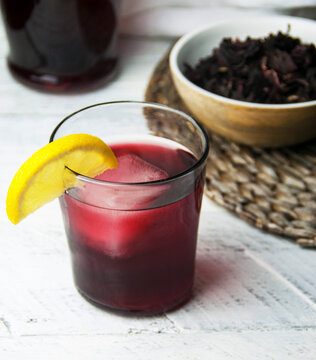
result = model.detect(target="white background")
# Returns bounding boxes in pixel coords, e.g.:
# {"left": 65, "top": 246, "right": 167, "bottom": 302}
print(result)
{"left": 119, "top": 0, "right": 316, "bottom": 36}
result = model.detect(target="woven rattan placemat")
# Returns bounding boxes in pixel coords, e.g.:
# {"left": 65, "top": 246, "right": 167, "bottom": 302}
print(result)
{"left": 145, "top": 48, "right": 316, "bottom": 248}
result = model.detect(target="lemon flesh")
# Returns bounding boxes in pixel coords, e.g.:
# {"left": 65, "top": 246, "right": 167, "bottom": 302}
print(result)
{"left": 6, "top": 134, "right": 118, "bottom": 224}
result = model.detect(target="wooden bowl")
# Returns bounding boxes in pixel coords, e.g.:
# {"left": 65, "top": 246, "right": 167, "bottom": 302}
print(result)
{"left": 169, "top": 16, "right": 316, "bottom": 148}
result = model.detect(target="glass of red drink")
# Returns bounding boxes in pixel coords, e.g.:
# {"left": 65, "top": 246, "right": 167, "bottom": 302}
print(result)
{"left": 0, "top": 0, "right": 119, "bottom": 92}
{"left": 50, "top": 101, "right": 209, "bottom": 314}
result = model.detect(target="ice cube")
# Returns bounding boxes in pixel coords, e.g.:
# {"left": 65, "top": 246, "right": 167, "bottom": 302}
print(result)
{"left": 65, "top": 195, "right": 172, "bottom": 258}
{"left": 75, "top": 151, "right": 170, "bottom": 210}
{"left": 96, "top": 150, "right": 169, "bottom": 183}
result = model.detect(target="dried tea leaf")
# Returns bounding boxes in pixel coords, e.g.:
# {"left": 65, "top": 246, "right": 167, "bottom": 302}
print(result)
{"left": 184, "top": 32, "right": 316, "bottom": 104}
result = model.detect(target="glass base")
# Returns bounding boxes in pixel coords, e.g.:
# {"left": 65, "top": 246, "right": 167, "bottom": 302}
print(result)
{"left": 76, "top": 285, "right": 193, "bottom": 315}
{"left": 7, "top": 58, "right": 118, "bottom": 93}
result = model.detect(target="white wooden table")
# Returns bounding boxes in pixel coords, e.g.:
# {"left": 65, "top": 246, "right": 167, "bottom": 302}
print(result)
{"left": 0, "top": 26, "right": 315, "bottom": 359}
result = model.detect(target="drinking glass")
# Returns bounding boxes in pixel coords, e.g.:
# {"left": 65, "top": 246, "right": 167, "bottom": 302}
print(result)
{"left": 50, "top": 101, "right": 209, "bottom": 314}
{"left": 0, "top": 0, "right": 119, "bottom": 92}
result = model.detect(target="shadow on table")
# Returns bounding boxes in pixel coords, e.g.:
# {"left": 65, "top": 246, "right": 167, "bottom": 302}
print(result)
{"left": 192, "top": 254, "right": 233, "bottom": 298}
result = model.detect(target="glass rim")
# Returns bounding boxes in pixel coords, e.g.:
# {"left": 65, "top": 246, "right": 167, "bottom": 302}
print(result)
{"left": 50, "top": 100, "right": 209, "bottom": 187}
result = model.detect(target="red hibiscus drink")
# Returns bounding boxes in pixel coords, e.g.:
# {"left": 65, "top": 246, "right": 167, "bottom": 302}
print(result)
{"left": 0, "top": 0, "right": 119, "bottom": 92}
{"left": 50, "top": 102, "right": 209, "bottom": 314}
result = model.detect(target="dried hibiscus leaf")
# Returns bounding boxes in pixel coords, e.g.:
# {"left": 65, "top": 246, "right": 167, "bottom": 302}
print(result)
{"left": 183, "top": 31, "right": 316, "bottom": 104}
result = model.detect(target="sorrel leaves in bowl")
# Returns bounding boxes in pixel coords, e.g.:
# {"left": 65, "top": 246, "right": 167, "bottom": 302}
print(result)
{"left": 183, "top": 31, "right": 316, "bottom": 105}
{"left": 169, "top": 16, "right": 316, "bottom": 147}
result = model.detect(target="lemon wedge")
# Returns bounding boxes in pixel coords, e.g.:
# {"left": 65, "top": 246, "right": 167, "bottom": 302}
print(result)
{"left": 6, "top": 134, "right": 117, "bottom": 224}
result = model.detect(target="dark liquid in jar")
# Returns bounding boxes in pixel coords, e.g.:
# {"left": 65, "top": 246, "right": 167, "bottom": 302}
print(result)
{"left": 0, "top": 0, "right": 119, "bottom": 92}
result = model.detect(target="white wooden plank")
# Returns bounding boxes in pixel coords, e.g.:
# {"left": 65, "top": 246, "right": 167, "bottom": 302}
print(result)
{"left": 198, "top": 207, "right": 316, "bottom": 302}
{"left": 0, "top": 319, "right": 10, "bottom": 336}
{"left": 164, "top": 210, "right": 316, "bottom": 330}
{"left": 1, "top": 330, "right": 315, "bottom": 360}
